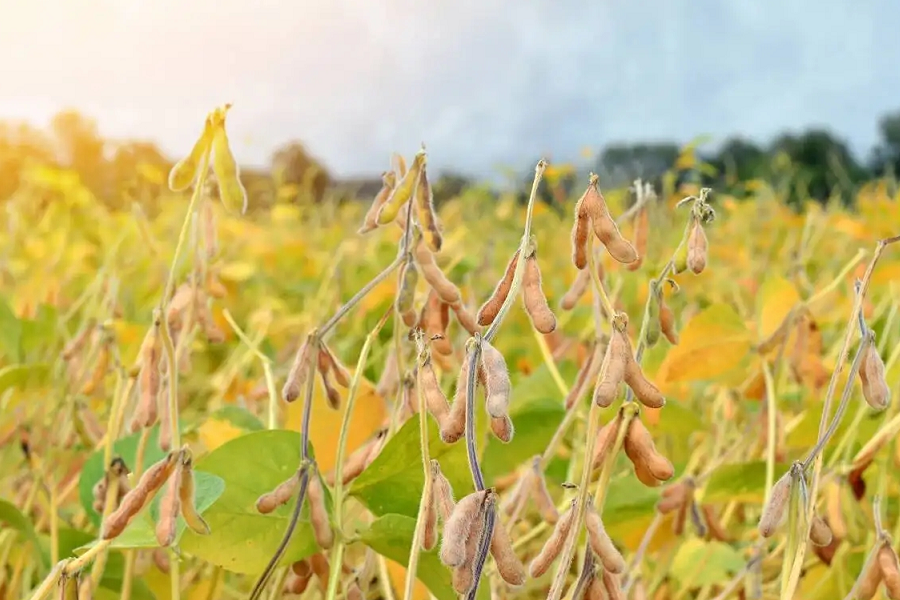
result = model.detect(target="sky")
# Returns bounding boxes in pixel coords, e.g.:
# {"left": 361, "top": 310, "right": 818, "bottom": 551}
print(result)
{"left": 1, "top": 0, "right": 898, "bottom": 179}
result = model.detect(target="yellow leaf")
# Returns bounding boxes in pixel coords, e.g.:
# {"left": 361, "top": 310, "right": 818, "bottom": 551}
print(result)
{"left": 385, "top": 558, "right": 429, "bottom": 600}
{"left": 756, "top": 276, "right": 800, "bottom": 341}
{"left": 199, "top": 418, "right": 245, "bottom": 452}
{"left": 218, "top": 261, "right": 257, "bottom": 282}
{"left": 285, "top": 375, "right": 386, "bottom": 474}
{"left": 658, "top": 304, "right": 752, "bottom": 383}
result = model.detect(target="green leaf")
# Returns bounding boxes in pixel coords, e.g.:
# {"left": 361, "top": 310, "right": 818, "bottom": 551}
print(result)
{"left": 77, "top": 470, "right": 224, "bottom": 552}
{"left": 0, "top": 499, "right": 47, "bottom": 568}
{"left": 351, "top": 417, "right": 473, "bottom": 518}
{"left": 360, "top": 514, "right": 489, "bottom": 600}
{"left": 701, "top": 461, "right": 794, "bottom": 504}
{"left": 78, "top": 426, "right": 167, "bottom": 527}
{"left": 179, "top": 429, "right": 318, "bottom": 574}
{"left": 210, "top": 405, "right": 265, "bottom": 432}
{"left": 0, "top": 363, "right": 51, "bottom": 395}
{"left": 0, "top": 297, "right": 22, "bottom": 361}
{"left": 20, "top": 304, "right": 59, "bottom": 358}
{"left": 670, "top": 539, "right": 744, "bottom": 587}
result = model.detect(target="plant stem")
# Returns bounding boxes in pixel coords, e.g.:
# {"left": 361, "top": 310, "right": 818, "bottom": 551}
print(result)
{"left": 222, "top": 308, "right": 280, "bottom": 429}
{"left": 464, "top": 337, "right": 486, "bottom": 491}
{"left": 63, "top": 540, "right": 112, "bottom": 575}
{"left": 781, "top": 235, "right": 900, "bottom": 600}
{"left": 404, "top": 353, "right": 434, "bottom": 600}
{"left": 49, "top": 485, "right": 59, "bottom": 565}
{"left": 762, "top": 361, "right": 778, "bottom": 504}
{"left": 622, "top": 512, "right": 663, "bottom": 595}
{"left": 170, "top": 549, "right": 181, "bottom": 600}
{"left": 120, "top": 551, "right": 136, "bottom": 600}
{"left": 24, "top": 561, "right": 65, "bottom": 600}
{"left": 320, "top": 256, "right": 403, "bottom": 337}
{"left": 326, "top": 326, "right": 382, "bottom": 600}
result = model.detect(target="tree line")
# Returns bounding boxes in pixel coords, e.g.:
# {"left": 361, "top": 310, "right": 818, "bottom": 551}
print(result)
{"left": 2, "top": 108, "right": 899, "bottom": 211}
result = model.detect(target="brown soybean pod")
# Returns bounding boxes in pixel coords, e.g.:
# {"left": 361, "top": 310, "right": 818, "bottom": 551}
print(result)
{"left": 133, "top": 320, "right": 161, "bottom": 431}
{"left": 580, "top": 177, "right": 638, "bottom": 264}
{"left": 317, "top": 349, "right": 342, "bottom": 410}
{"left": 283, "top": 338, "right": 314, "bottom": 403}
{"left": 489, "top": 414, "right": 514, "bottom": 443}
{"left": 808, "top": 515, "right": 833, "bottom": 547}
{"left": 413, "top": 239, "right": 462, "bottom": 305}
{"left": 626, "top": 206, "right": 649, "bottom": 272}
{"left": 419, "top": 357, "right": 451, "bottom": 430}
{"left": 758, "top": 470, "right": 793, "bottom": 538}
{"left": 452, "top": 508, "right": 486, "bottom": 596}
{"left": 422, "top": 476, "right": 438, "bottom": 551}
{"left": 686, "top": 221, "right": 708, "bottom": 274}
{"left": 482, "top": 340, "right": 511, "bottom": 418}
{"left": 179, "top": 454, "right": 210, "bottom": 535}
{"left": 476, "top": 250, "right": 520, "bottom": 327}
{"left": 489, "top": 508, "right": 526, "bottom": 586}
{"left": 602, "top": 568, "right": 624, "bottom": 600}
{"left": 256, "top": 472, "right": 300, "bottom": 514}
{"left": 307, "top": 474, "right": 334, "bottom": 549}
{"left": 396, "top": 260, "right": 419, "bottom": 319}
{"left": 155, "top": 458, "right": 183, "bottom": 547}
{"left": 359, "top": 171, "right": 397, "bottom": 234}
{"left": 157, "top": 378, "right": 172, "bottom": 452}
{"left": 450, "top": 301, "right": 479, "bottom": 335}
{"left": 591, "top": 413, "right": 622, "bottom": 470}
{"left": 440, "top": 490, "right": 486, "bottom": 567}
{"left": 593, "top": 329, "right": 627, "bottom": 407}
{"left": 571, "top": 209, "right": 591, "bottom": 270}
{"left": 418, "top": 290, "right": 453, "bottom": 356}
{"left": 880, "top": 544, "right": 900, "bottom": 599}
{"left": 431, "top": 460, "right": 457, "bottom": 521}
{"left": 659, "top": 296, "right": 679, "bottom": 345}
{"left": 103, "top": 452, "right": 178, "bottom": 540}
{"left": 855, "top": 548, "right": 884, "bottom": 600}
{"left": 529, "top": 499, "right": 577, "bottom": 578}
{"left": 860, "top": 341, "right": 891, "bottom": 410}
{"left": 619, "top": 329, "right": 665, "bottom": 408}
{"left": 320, "top": 343, "right": 351, "bottom": 388}
{"left": 522, "top": 253, "right": 557, "bottom": 333}
{"left": 585, "top": 498, "right": 625, "bottom": 574}
{"left": 331, "top": 436, "right": 375, "bottom": 486}
{"left": 415, "top": 167, "right": 443, "bottom": 252}
{"left": 623, "top": 418, "right": 674, "bottom": 482}
{"left": 560, "top": 267, "right": 591, "bottom": 311}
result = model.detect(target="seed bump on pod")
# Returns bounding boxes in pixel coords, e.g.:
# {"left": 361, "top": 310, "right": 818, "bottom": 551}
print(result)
{"left": 307, "top": 473, "right": 334, "bottom": 549}
{"left": 481, "top": 341, "right": 511, "bottom": 418}
{"left": 529, "top": 498, "right": 577, "bottom": 578}
{"left": 522, "top": 246, "right": 557, "bottom": 334}
{"left": 477, "top": 250, "right": 520, "bottom": 327}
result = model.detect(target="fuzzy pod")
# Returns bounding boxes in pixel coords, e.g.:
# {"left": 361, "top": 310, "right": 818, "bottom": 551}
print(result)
{"left": 283, "top": 338, "right": 314, "bottom": 403}
{"left": 320, "top": 343, "right": 351, "bottom": 388}
{"left": 157, "top": 379, "right": 172, "bottom": 452}
{"left": 132, "top": 320, "right": 162, "bottom": 432}
{"left": 482, "top": 341, "right": 511, "bottom": 418}
{"left": 577, "top": 176, "right": 638, "bottom": 265}
{"left": 490, "top": 414, "right": 515, "bottom": 443}
{"left": 560, "top": 267, "right": 591, "bottom": 311}
{"left": 284, "top": 569, "right": 312, "bottom": 595}
{"left": 626, "top": 206, "right": 649, "bottom": 272}
{"left": 643, "top": 281, "right": 662, "bottom": 348}
{"left": 565, "top": 341, "right": 604, "bottom": 410}
{"left": 451, "top": 509, "right": 486, "bottom": 596}
{"left": 422, "top": 476, "right": 439, "bottom": 551}
{"left": 529, "top": 498, "right": 577, "bottom": 578}
{"left": 489, "top": 510, "right": 526, "bottom": 587}
{"left": 826, "top": 480, "right": 848, "bottom": 540}
{"left": 316, "top": 349, "right": 342, "bottom": 410}
{"left": 500, "top": 470, "right": 532, "bottom": 517}
{"left": 623, "top": 417, "right": 674, "bottom": 484}
{"left": 329, "top": 432, "right": 380, "bottom": 486}
{"left": 178, "top": 453, "right": 210, "bottom": 535}
{"left": 103, "top": 452, "right": 178, "bottom": 540}
{"left": 591, "top": 413, "right": 623, "bottom": 470}
{"left": 571, "top": 209, "right": 591, "bottom": 270}
{"left": 307, "top": 473, "right": 334, "bottom": 549}
{"left": 880, "top": 544, "right": 900, "bottom": 599}
{"left": 686, "top": 220, "right": 708, "bottom": 274}
{"left": 659, "top": 295, "right": 679, "bottom": 345}
{"left": 432, "top": 460, "right": 457, "bottom": 521}
{"left": 619, "top": 338, "right": 665, "bottom": 409}
{"left": 413, "top": 238, "right": 462, "bottom": 305}
{"left": 585, "top": 499, "right": 624, "bottom": 574}
{"left": 418, "top": 290, "right": 453, "bottom": 356}
{"left": 602, "top": 568, "right": 624, "bottom": 600}
{"left": 585, "top": 575, "right": 605, "bottom": 600}
{"left": 169, "top": 116, "right": 213, "bottom": 191}
{"left": 531, "top": 463, "right": 560, "bottom": 524}
{"left": 419, "top": 357, "right": 450, "bottom": 426}
{"left": 396, "top": 260, "right": 419, "bottom": 318}
{"left": 377, "top": 151, "right": 425, "bottom": 225}
{"left": 522, "top": 251, "right": 557, "bottom": 333}
{"left": 376, "top": 349, "right": 400, "bottom": 400}
{"left": 450, "top": 300, "right": 479, "bottom": 335}
{"left": 309, "top": 552, "right": 331, "bottom": 591}
{"left": 445, "top": 355, "right": 483, "bottom": 443}
{"left": 155, "top": 456, "right": 184, "bottom": 547}
{"left": 808, "top": 515, "right": 833, "bottom": 547}
{"left": 673, "top": 235, "right": 689, "bottom": 275}
{"left": 477, "top": 250, "right": 520, "bottom": 327}
{"left": 859, "top": 341, "right": 891, "bottom": 410}
{"left": 415, "top": 167, "right": 442, "bottom": 252}
{"left": 856, "top": 548, "right": 884, "bottom": 600}
{"left": 211, "top": 120, "right": 248, "bottom": 214}
{"left": 359, "top": 171, "right": 397, "bottom": 234}
{"left": 593, "top": 327, "right": 628, "bottom": 407}
{"left": 256, "top": 472, "right": 301, "bottom": 514}
{"left": 440, "top": 490, "right": 488, "bottom": 567}
{"left": 758, "top": 470, "right": 793, "bottom": 538}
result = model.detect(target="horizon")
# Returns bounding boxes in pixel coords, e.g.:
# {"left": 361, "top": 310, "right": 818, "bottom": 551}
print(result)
{"left": 1, "top": 0, "right": 898, "bottom": 179}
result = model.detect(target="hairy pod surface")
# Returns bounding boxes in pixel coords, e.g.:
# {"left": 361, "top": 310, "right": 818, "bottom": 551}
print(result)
{"left": 522, "top": 251, "right": 557, "bottom": 333}
{"left": 758, "top": 470, "right": 793, "bottom": 538}
{"left": 103, "top": 452, "right": 178, "bottom": 540}
{"left": 307, "top": 473, "right": 334, "bottom": 549}
{"left": 529, "top": 498, "right": 577, "bottom": 578}
{"left": 482, "top": 340, "right": 511, "bottom": 418}
{"left": 256, "top": 472, "right": 301, "bottom": 514}
{"left": 477, "top": 249, "right": 520, "bottom": 327}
